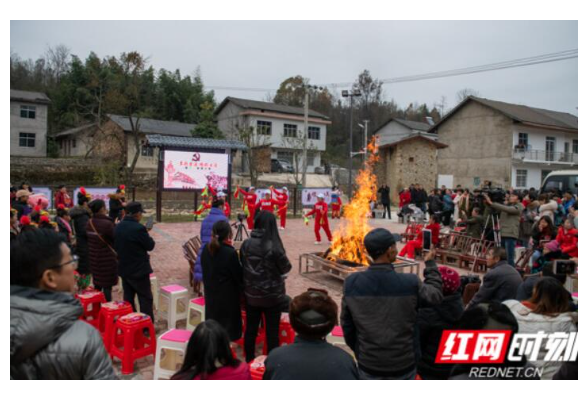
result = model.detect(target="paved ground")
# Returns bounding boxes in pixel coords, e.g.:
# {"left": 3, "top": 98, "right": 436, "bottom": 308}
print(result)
{"left": 110, "top": 216, "right": 482, "bottom": 379}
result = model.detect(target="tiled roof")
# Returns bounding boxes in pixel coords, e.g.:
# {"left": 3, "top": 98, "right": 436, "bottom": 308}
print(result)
{"left": 10, "top": 89, "right": 51, "bottom": 104}
{"left": 145, "top": 134, "right": 248, "bottom": 150}
{"left": 108, "top": 114, "right": 197, "bottom": 137}
{"left": 215, "top": 97, "right": 330, "bottom": 120}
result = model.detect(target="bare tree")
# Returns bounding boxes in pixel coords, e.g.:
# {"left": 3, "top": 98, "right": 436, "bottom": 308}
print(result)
{"left": 45, "top": 45, "right": 70, "bottom": 84}
{"left": 455, "top": 88, "right": 480, "bottom": 104}
{"left": 281, "top": 128, "right": 318, "bottom": 187}
{"left": 236, "top": 117, "right": 271, "bottom": 187}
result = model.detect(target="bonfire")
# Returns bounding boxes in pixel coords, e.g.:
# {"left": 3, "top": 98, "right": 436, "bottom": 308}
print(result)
{"left": 327, "top": 137, "right": 379, "bottom": 266}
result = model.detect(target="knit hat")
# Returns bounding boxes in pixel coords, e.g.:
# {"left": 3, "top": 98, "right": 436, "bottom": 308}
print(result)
{"left": 438, "top": 266, "right": 461, "bottom": 296}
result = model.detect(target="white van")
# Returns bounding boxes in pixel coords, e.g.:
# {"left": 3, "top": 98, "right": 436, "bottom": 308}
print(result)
{"left": 540, "top": 170, "right": 578, "bottom": 195}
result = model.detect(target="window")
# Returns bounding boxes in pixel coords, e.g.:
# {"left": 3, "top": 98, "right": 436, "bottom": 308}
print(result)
{"left": 19, "top": 133, "right": 36, "bottom": 148}
{"left": 545, "top": 137, "right": 555, "bottom": 161}
{"left": 257, "top": 120, "right": 272, "bottom": 135}
{"left": 141, "top": 145, "right": 154, "bottom": 157}
{"left": 276, "top": 151, "right": 293, "bottom": 164}
{"left": 516, "top": 169, "right": 527, "bottom": 188}
{"left": 283, "top": 124, "right": 297, "bottom": 138}
{"left": 517, "top": 132, "right": 528, "bottom": 150}
{"left": 573, "top": 139, "right": 578, "bottom": 154}
{"left": 60, "top": 140, "right": 63, "bottom": 149}
{"left": 308, "top": 126, "right": 320, "bottom": 140}
{"left": 72, "top": 139, "right": 77, "bottom": 148}
{"left": 20, "top": 105, "right": 36, "bottom": 119}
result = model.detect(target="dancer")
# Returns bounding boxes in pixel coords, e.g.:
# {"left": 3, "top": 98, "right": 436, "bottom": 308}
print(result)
{"left": 271, "top": 186, "right": 289, "bottom": 230}
{"left": 237, "top": 186, "right": 258, "bottom": 229}
{"left": 305, "top": 193, "right": 332, "bottom": 245}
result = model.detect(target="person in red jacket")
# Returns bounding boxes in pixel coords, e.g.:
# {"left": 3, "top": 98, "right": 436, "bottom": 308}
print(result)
{"left": 238, "top": 186, "right": 258, "bottom": 229}
{"left": 271, "top": 186, "right": 289, "bottom": 230}
{"left": 305, "top": 194, "right": 332, "bottom": 244}
{"left": 399, "top": 188, "right": 411, "bottom": 208}
{"left": 256, "top": 192, "right": 279, "bottom": 214}
{"left": 556, "top": 219, "right": 578, "bottom": 258}
{"left": 330, "top": 190, "right": 342, "bottom": 219}
{"left": 398, "top": 215, "right": 441, "bottom": 259}
{"left": 219, "top": 192, "right": 231, "bottom": 219}
{"left": 54, "top": 185, "right": 72, "bottom": 209}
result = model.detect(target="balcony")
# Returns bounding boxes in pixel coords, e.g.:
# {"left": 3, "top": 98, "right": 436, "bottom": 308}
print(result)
{"left": 512, "top": 148, "right": 578, "bottom": 165}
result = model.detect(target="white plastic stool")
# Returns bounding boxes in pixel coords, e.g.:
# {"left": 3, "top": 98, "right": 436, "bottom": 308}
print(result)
{"left": 186, "top": 297, "right": 206, "bottom": 331}
{"left": 158, "top": 285, "right": 189, "bottom": 329}
{"left": 153, "top": 329, "right": 192, "bottom": 380}
{"left": 326, "top": 326, "right": 346, "bottom": 347}
{"left": 150, "top": 274, "right": 159, "bottom": 310}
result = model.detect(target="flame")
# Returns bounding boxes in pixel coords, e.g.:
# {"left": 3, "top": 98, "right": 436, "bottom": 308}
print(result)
{"left": 328, "top": 137, "right": 379, "bottom": 265}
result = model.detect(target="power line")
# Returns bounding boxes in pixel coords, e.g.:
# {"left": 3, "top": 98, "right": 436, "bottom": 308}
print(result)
{"left": 203, "top": 49, "right": 577, "bottom": 93}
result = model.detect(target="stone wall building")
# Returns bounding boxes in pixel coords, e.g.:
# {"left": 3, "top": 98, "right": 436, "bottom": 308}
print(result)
{"left": 372, "top": 117, "right": 446, "bottom": 205}
{"left": 432, "top": 96, "right": 578, "bottom": 190}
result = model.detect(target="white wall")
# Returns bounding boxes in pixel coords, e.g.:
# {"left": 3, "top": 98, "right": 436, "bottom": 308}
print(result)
{"left": 512, "top": 126, "right": 577, "bottom": 154}
{"left": 247, "top": 115, "right": 327, "bottom": 151}
{"left": 511, "top": 166, "right": 544, "bottom": 190}
{"left": 10, "top": 101, "right": 48, "bottom": 157}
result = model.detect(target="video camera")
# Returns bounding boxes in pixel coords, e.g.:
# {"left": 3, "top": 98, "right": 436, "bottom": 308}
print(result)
{"left": 237, "top": 212, "right": 247, "bottom": 223}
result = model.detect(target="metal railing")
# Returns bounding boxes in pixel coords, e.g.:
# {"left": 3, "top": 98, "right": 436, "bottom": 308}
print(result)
{"left": 512, "top": 148, "right": 578, "bottom": 164}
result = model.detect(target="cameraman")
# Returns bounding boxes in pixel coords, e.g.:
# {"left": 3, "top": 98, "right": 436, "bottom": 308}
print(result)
{"left": 483, "top": 191, "right": 523, "bottom": 267}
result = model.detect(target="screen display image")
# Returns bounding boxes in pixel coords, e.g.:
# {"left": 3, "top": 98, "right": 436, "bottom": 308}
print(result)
{"left": 163, "top": 150, "right": 229, "bottom": 190}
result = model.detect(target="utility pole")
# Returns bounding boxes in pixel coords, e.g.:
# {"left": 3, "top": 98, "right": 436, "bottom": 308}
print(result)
{"left": 302, "top": 88, "right": 309, "bottom": 187}
{"left": 363, "top": 120, "right": 369, "bottom": 163}
{"left": 342, "top": 89, "right": 361, "bottom": 201}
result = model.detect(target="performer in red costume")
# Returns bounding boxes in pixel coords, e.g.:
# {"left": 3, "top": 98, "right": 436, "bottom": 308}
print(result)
{"left": 271, "top": 186, "right": 289, "bottom": 230}
{"left": 237, "top": 186, "right": 258, "bottom": 229}
{"left": 305, "top": 193, "right": 332, "bottom": 244}
{"left": 256, "top": 192, "right": 279, "bottom": 213}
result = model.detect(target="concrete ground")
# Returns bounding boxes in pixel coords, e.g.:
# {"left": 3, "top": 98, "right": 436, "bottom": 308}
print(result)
{"left": 110, "top": 216, "right": 482, "bottom": 379}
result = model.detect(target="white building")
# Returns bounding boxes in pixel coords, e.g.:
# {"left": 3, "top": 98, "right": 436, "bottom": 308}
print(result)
{"left": 214, "top": 97, "right": 330, "bottom": 173}
{"left": 433, "top": 96, "right": 578, "bottom": 190}
{"left": 10, "top": 89, "right": 51, "bottom": 157}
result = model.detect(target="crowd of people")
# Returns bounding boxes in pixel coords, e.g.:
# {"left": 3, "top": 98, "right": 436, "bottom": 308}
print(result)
{"left": 10, "top": 181, "right": 578, "bottom": 380}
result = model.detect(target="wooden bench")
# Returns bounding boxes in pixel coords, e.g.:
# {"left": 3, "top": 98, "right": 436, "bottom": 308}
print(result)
{"left": 400, "top": 222, "right": 423, "bottom": 243}
{"left": 458, "top": 239, "right": 495, "bottom": 273}
{"left": 183, "top": 236, "right": 202, "bottom": 293}
{"left": 435, "top": 233, "right": 471, "bottom": 266}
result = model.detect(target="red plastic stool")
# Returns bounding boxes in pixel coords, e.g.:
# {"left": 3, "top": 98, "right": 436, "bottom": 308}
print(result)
{"left": 76, "top": 290, "right": 106, "bottom": 328}
{"left": 263, "top": 313, "right": 295, "bottom": 354}
{"left": 233, "top": 309, "right": 266, "bottom": 357}
{"left": 110, "top": 312, "right": 156, "bottom": 375}
{"left": 249, "top": 355, "right": 267, "bottom": 380}
{"left": 98, "top": 301, "right": 133, "bottom": 353}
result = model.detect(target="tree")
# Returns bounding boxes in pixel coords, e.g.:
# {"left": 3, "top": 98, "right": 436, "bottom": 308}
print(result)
{"left": 235, "top": 117, "right": 271, "bottom": 187}
{"left": 281, "top": 127, "right": 318, "bottom": 187}
{"left": 191, "top": 101, "right": 224, "bottom": 139}
{"left": 456, "top": 88, "right": 480, "bottom": 103}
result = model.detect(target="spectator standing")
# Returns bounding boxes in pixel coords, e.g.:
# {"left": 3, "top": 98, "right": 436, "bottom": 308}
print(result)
{"left": 442, "top": 189, "right": 455, "bottom": 226}
{"left": 484, "top": 191, "right": 523, "bottom": 266}
{"left": 520, "top": 199, "right": 539, "bottom": 248}
{"left": 108, "top": 185, "right": 126, "bottom": 222}
{"left": 54, "top": 185, "right": 72, "bottom": 209}
{"left": 69, "top": 190, "right": 92, "bottom": 276}
{"left": 378, "top": 184, "right": 391, "bottom": 219}
{"left": 13, "top": 189, "right": 32, "bottom": 219}
{"left": 10, "top": 209, "right": 19, "bottom": 240}
{"left": 55, "top": 207, "right": 73, "bottom": 245}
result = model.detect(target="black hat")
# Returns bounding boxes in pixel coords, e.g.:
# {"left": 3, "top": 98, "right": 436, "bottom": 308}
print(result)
{"left": 125, "top": 201, "right": 145, "bottom": 215}
{"left": 364, "top": 228, "right": 401, "bottom": 258}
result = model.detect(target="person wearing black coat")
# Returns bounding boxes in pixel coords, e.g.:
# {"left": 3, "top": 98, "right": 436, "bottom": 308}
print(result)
{"left": 114, "top": 202, "right": 155, "bottom": 321}
{"left": 378, "top": 185, "right": 391, "bottom": 219}
{"left": 108, "top": 189, "right": 125, "bottom": 222}
{"left": 239, "top": 211, "right": 292, "bottom": 362}
{"left": 417, "top": 266, "right": 464, "bottom": 380}
{"left": 87, "top": 200, "right": 118, "bottom": 302}
{"left": 411, "top": 184, "right": 428, "bottom": 213}
{"left": 201, "top": 220, "right": 243, "bottom": 341}
{"left": 69, "top": 192, "right": 92, "bottom": 275}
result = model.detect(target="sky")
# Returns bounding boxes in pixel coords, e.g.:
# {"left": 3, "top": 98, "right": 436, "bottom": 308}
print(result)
{"left": 10, "top": 20, "right": 578, "bottom": 115}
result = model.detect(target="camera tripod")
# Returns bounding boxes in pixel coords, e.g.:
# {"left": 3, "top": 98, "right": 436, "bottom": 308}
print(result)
{"left": 231, "top": 220, "right": 249, "bottom": 242}
{"left": 481, "top": 213, "right": 501, "bottom": 244}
